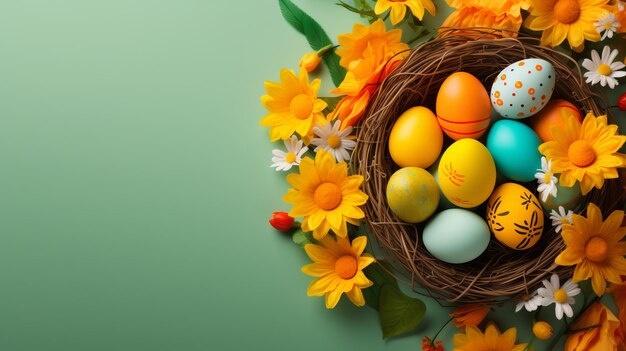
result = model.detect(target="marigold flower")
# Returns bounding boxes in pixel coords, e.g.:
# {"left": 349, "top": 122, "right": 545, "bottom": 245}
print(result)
{"left": 532, "top": 321, "right": 554, "bottom": 340}
{"left": 607, "top": 276, "right": 626, "bottom": 351}
{"left": 299, "top": 52, "right": 321, "bottom": 72}
{"left": 269, "top": 211, "right": 295, "bottom": 232}
{"left": 565, "top": 302, "right": 621, "bottom": 351}
{"left": 450, "top": 304, "right": 490, "bottom": 330}
{"left": 441, "top": 0, "right": 530, "bottom": 38}
{"left": 453, "top": 323, "right": 527, "bottom": 351}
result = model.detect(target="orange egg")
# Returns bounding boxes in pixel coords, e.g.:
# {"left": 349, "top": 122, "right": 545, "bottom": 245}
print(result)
{"left": 436, "top": 72, "right": 492, "bottom": 140}
{"left": 528, "top": 99, "right": 582, "bottom": 142}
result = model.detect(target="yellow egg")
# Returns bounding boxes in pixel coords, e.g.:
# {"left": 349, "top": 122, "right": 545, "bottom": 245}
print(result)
{"left": 486, "top": 183, "right": 544, "bottom": 250}
{"left": 386, "top": 167, "right": 439, "bottom": 223}
{"left": 438, "top": 139, "right": 496, "bottom": 208}
{"left": 389, "top": 106, "right": 443, "bottom": 168}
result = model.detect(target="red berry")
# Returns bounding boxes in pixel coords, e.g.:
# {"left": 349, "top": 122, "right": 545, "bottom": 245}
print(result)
{"left": 618, "top": 92, "right": 626, "bottom": 111}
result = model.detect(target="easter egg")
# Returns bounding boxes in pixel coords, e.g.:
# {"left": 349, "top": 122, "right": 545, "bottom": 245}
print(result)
{"left": 438, "top": 139, "right": 496, "bottom": 208}
{"left": 423, "top": 209, "right": 490, "bottom": 264}
{"left": 529, "top": 99, "right": 582, "bottom": 142}
{"left": 386, "top": 167, "right": 440, "bottom": 223}
{"left": 491, "top": 58, "right": 555, "bottom": 119}
{"left": 486, "top": 183, "right": 544, "bottom": 250}
{"left": 432, "top": 169, "right": 457, "bottom": 210}
{"left": 436, "top": 72, "right": 492, "bottom": 140}
{"left": 541, "top": 181, "right": 582, "bottom": 212}
{"left": 486, "top": 120, "right": 542, "bottom": 182}
{"left": 389, "top": 106, "right": 444, "bottom": 168}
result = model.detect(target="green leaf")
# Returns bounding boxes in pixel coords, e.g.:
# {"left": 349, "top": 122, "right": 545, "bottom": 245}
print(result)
{"left": 278, "top": 0, "right": 346, "bottom": 86}
{"left": 362, "top": 261, "right": 398, "bottom": 311}
{"left": 292, "top": 229, "right": 317, "bottom": 248}
{"left": 320, "top": 95, "right": 344, "bottom": 115}
{"left": 379, "top": 285, "right": 426, "bottom": 339}
{"left": 336, "top": 1, "right": 377, "bottom": 23}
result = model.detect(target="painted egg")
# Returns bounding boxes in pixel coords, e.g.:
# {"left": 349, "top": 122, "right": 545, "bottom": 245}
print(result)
{"left": 490, "top": 58, "right": 555, "bottom": 119}
{"left": 486, "top": 120, "right": 542, "bottom": 182}
{"left": 436, "top": 72, "right": 492, "bottom": 140}
{"left": 541, "top": 182, "right": 582, "bottom": 212}
{"left": 386, "top": 167, "right": 440, "bottom": 223}
{"left": 487, "top": 183, "right": 544, "bottom": 250}
{"left": 438, "top": 139, "right": 496, "bottom": 208}
{"left": 389, "top": 106, "right": 443, "bottom": 168}
{"left": 529, "top": 99, "right": 582, "bottom": 142}
{"left": 423, "top": 209, "right": 490, "bottom": 264}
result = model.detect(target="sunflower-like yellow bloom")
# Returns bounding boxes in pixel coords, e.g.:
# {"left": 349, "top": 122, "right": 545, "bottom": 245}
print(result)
{"left": 302, "top": 235, "right": 374, "bottom": 309}
{"left": 555, "top": 203, "right": 626, "bottom": 296}
{"left": 283, "top": 150, "right": 368, "bottom": 239}
{"left": 523, "top": 0, "right": 608, "bottom": 52}
{"left": 538, "top": 112, "right": 626, "bottom": 195}
{"left": 441, "top": 0, "right": 530, "bottom": 37}
{"left": 335, "top": 19, "right": 407, "bottom": 69}
{"left": 374, "top": 0, "right": 436, "bottom": 25}
{"left": 260, "top": 68, "right": 328, "bottom": 141}
{"left": 453, "top": 323, "right": 528, "bottom": 351}
{"left": 565, "top": 302, "right": 622, "bottom": 351}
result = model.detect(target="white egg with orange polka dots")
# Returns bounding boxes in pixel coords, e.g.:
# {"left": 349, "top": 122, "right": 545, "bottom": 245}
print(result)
{"left": 490, "top": 58, "right": 555, "bottom": 119}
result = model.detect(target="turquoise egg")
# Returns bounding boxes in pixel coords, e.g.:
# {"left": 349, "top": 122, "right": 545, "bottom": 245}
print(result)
{"left": 541, "top": 181, "right": 583, "bottom": 211}
{"left": 486, "top": 120, "right": 542, "bottom": 182}
{"left": 422, "top": 209, "right": 490, "bottom": 264}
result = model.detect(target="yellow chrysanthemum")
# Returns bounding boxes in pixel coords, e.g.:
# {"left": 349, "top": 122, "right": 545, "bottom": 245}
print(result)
{"left": 523, "top": 0, "right": 608, "bottom": 52}
{"left": 453, "top": 323, "right": 528, "bottom": 351}
{"left": 555, "top": 203, "right": 626, "bottom": 296}
{"left": 260, "top": 68, "right": 328, "bottom": 141}
{"left": 538, "top": 112, "right": 626, "bottom": 195}
{"left": 374, "top": 0, "right": 436, "bottom": 25}
{"left": 441, "top": 0, "right": 530, "bottom": 38}
{"left": 302, "top": 235, "right": 375, "bottom": 309}
{"left": 336, "top": 19, "right": 407, "bottom": 69}
{"left": 283, "top": 150, "right": 368, "bottom": 239}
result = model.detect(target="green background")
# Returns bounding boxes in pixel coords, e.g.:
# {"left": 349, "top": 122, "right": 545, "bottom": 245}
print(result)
{"left": 2, "top": 1, "right": 624, "bottom": 350}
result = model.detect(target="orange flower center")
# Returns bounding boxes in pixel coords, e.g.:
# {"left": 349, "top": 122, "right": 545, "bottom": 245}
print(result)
{"left": 327, "top": 135, "right": 341, "bottom": 149}
{"left": 335, "top": 255, "right": 358, "bottom": 279}
{"left": 314, "top": 182, "right": 342, "bottom": 210}
{"left": 585, "top": 236, "right": 609, "bottom": 262}
{"left": 290, "top": 94, "right": 314, "bottom": 120}
{"left": 285, "top": 152, "right": 296, "bottom": 164}
{"left": 553, "top": 289, "right": 568, "bottom": 303}
{"left": 554, "top": 0, "right": 580, "bottom": 24}
{"left": 568, "top": 140, "right": 596, "bottom": 167}
{"left": 597, "top": 64, "right": 613, "bottom": 76}
{"left": 544, "top": 172, "right": 553, "bottom": 184}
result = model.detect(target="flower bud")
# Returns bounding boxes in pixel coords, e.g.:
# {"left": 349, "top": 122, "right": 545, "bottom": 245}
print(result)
{"left": 532, "top": 321, "right": 553, "bottom": 340}
{"left": 269, "top": 211, "right": 295, "bottom": 231}
{"left": 618, "top": 92, "right": 626, "bottom": 111}
{"left": 299, "top": 52, "right": 321, "bottom": 72}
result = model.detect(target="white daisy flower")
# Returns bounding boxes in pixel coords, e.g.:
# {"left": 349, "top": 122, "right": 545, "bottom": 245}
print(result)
{"left": 537, "top": 273, "right": 581, "bottom": 320}
{"left": 535, "top": 157, "right": 558, "bottom": 203}
{"left": 582, "top": 46, "right": 626, "bottom": 89}
{"left": 595, "top": 12, "right": 621, "bottom": 40}
{"left": 549, "top": 206, "right": 574, "bottom": 234}
{"left": 310, "top": 120, "right": 356, "bottom": 162}
{"left": 515, "top": 292, "right": 542, "bottom": 313}
{"left": 271, "top": 135, "right": 308, "bottom": 171}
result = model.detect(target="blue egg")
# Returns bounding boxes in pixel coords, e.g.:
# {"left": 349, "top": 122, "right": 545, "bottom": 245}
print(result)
{"left": 541, "top": 181, "right": 583, "bottom": 212}
{"left": 487, "top": 120, "right": 542, "bottom": 182}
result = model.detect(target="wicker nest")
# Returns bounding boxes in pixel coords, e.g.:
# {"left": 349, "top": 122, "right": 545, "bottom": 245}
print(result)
{"left": 354, "top": 28, "right": 624, "bottom": 304}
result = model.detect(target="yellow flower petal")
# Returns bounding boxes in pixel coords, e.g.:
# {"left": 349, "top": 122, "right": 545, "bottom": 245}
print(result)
{"left": 345, "top": 286, "right": 365, "bottom": 306}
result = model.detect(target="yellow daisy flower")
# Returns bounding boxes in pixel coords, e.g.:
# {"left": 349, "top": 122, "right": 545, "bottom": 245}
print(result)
{"left": 523, "top": 0, "right": 609, "bottom": 52}
{"left": 302, "top": 235, "right": 375, "bottom": 309}
{"left": 336, "top": 19, "right": 408, "bottom": 69}
{"left": 538, "top": 112, "right": 626, "bottom": 195}
{"left": 374, "top": 0, "right": 436, "bottom": 25}
{"left": 283, "top": 150, "right": 368, "bottom": 239}
{"left": 555, "top": 203, "right": 626, "bottom": 296}
{"left": 453, "top": 323, "right": 528, "bottom": 351}
{"left": 260, "top": 68, "right": 328, "bottom": 141}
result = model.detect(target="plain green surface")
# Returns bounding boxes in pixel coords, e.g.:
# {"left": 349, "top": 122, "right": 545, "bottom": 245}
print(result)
{"left": 2, "top": 1, "right": 624, "bottom": 350}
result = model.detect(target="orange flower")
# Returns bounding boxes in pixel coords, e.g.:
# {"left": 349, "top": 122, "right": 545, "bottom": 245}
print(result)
{"left": 565, "top": 302, "right": 621, "bottom": 351}
{"left": 299, "top": 52, "right": 321, "bottom": 72}
{"left": 450, "top": 304, "right": 490, "bottom": 330}
{"left": 608, "top": 276, "right": 626, "bottom": 350}
{"left": 441, "top": 0, "right": 530, "bottom": 38}
{"left": 331, "top": 20, "right": 408, "bottom": 129}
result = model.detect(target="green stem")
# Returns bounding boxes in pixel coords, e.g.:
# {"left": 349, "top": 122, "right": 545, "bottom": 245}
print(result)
{"left": 431, "top": 317, "right": 453, "bottom": 342}
{"left": 523, "top": 335, "right": 536, "bottom": 351}
{"left": 566, "top": 324, "right": 600, "bottom": 334}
